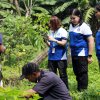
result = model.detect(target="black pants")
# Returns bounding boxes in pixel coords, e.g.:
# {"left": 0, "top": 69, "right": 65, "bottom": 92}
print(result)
{"left": 0, "top": 70, "right": 3, "bottom": 81}
{"left": 98, "top": 60, "right": 100, "bottom": 71}
{"left": 48, "top": 60, "right": 68, "bottom": 88}
{"left": 72, "top": 56, "right": 88, "bottom": 91}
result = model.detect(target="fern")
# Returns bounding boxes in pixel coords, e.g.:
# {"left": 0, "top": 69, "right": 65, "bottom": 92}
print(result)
{"left": 62, "top": 16, "right": 70, "bottom": 25}
{"left": 54, "top": 1, "right": 73, "bottom": 14}
{"left": 0, "top": 10, "right": 13, "bottom": 17}
{"left": 84, "top": 7, "right": 94, "bottom": 23}
{"left": 78, "top": 0, "right": 89, "bottom": 8}
{"left": 0, "top": 87, "right": 42, "bottom": 100}
{"left": 40, "top": 0, "right": 57, "bottom": 5}
{"left": 32, "top": 6, "right": 49, "bottom": 14}
{"left": 0, "top": 2, "right": 15, "bottom": 9}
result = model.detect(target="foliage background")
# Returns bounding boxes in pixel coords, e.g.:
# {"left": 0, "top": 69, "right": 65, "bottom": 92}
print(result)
{"left": 0, "top": 0, "right": 100, "bottom": 100}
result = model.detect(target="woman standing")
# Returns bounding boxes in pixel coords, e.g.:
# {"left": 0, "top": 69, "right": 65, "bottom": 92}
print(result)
{"left": 95, "top": 3, "right": 100, "bottom": 70}
{"left": 47, "top": 16, "right": 69, "bottom": 88}
{"left": 69, "top": 9, "right": 94, "bottom": 91}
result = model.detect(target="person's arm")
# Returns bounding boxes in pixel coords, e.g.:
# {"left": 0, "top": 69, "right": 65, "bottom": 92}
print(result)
{"left": 0, "top": 34, "right": 6, "bottom": 53}
{"left": 48, "top": 36, "right": 67, "bottom": 46}
{"left": 82, "top": 23, "right": 94, "bottom": 63}
{"left": 87, "top": 35, "right": 94, "bottom": 64}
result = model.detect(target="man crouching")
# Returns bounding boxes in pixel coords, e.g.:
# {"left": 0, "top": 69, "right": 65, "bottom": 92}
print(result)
{"left": 19, "top": 62, "right": 72, "bottom": 100}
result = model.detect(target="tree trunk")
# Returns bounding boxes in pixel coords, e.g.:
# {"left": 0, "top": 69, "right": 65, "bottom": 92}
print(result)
{"left": 14, "top": 0, "right": 21, "bottom": 16}
{"left": 31, "top": 47, "right": 72, "bottom": 65}
{"left": 23, "top": 0, "right": 30, "bottom": 17}
{"left": 31, "top": 48, "right": 48, "bottom": 65}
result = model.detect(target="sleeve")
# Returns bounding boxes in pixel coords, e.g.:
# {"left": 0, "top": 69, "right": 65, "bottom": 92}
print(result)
{"left": 0, "top": 34, "right": 2, "bottom": 45}
{"left": 48, "top": 30, "right": 52, "bottom": 37}
{"left": 33, "top": 76, "right": 54, "bottom": 95}
{"left": 61, "top": 28, "right": 69, "bottom": 40}
{"left": 82, "top": 23, "right": 92, "bottom": 37}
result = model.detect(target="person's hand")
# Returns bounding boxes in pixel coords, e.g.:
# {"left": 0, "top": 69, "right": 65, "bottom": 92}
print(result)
{"left": 0, "top": 45, "right": 6, "bottom": 53}
{"left": 88, "top": 57, "right": 93, "bottom": 64}
{"left": 22, "top": 90, "right": 33, "bottom": 98}
{"left": 20, "top": 89, "right": 36, "bottom": 99}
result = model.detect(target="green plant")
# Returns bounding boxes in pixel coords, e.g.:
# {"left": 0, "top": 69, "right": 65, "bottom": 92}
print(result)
{"left": 0, "top": 87, "right": 41, "bottom": 100}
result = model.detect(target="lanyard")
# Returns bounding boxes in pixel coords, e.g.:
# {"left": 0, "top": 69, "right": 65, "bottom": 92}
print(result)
{"left": 53, "top": 30, "right": 58, "bottom": 38}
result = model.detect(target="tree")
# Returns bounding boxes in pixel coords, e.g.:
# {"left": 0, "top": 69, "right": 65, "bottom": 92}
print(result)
{"left": 18, "top": 0, "right": 49, "bottom": 17}
{"left": 41, "top": 0, "right": 99, "bottom": 33}
{"left": 14, "top": 0, "right": 21, "bottom": 16}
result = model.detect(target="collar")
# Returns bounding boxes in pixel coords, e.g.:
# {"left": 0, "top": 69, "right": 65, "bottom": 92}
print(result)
{"left": 37, "top": 70, "right": 44, "bottom": 82}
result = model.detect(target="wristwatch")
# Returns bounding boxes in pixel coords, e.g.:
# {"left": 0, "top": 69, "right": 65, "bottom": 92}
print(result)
{"left": 88, "top": 55, "right": 92, "bottom": 58}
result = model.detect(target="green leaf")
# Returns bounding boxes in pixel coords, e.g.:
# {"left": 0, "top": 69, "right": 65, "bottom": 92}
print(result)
{"left": 32, "top": 6, "right": 49, "bottom": 14}
{"left": 84, "top": 7, "right": 94, "bottom": 23}
{"left": 62, "top": 16, "right": 70, "bottom": 25}
{"left": 54, "top": 1, "right": 73, "bottom": 14}
{"left": 40, "top": 0, "right": 57, "bottom": 5}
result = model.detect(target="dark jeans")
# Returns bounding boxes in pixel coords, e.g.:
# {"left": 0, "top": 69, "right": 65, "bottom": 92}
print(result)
{"left": 48, "top": 60, "right": 68, "bottom": 88}
{"left": 72, "top": 56, "right": 88, "bottom": 91}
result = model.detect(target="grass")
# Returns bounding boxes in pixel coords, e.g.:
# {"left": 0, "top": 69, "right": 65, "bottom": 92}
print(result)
{"left": 67, "top": 52, "right": 100, "bottom": 100}
{"left": 0, "top": 50, "right": 100, "bottom": 100}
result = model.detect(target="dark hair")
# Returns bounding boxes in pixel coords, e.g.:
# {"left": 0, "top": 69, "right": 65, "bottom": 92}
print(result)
{"left": 19, "top": 62, "right": 40, "bottom": 80}
{"left": 70, "top": 9, "right": 83, "bottom": 26}
{"left": 95, "top": 3, "right": 100, "bottom": 12}
{"left": 22, "top": 62, "right": 40, "bottom": 76}
{"left": 49, "top": 16, "right": 61, "bottom": 31}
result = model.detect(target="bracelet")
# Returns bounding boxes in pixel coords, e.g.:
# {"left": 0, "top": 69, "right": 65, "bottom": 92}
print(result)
{"left": 88, "top": 55, "right": 92, "bottom": 58}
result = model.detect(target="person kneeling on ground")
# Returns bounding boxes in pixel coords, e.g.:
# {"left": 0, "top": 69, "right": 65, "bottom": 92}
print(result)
{"left": 19, "top": 62, "right": 72, "bottom": 100}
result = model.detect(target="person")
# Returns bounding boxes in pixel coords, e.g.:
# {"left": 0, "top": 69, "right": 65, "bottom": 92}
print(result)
{"left": 69, "top": 9, "right": 94, "bottom": 91}
{"left": 95, "top": 3, "right": 100, "bottom": 71}
{"left": 46, "top": 16, "right": 69, "bottom": 88}
{"left": 19, "top": 62, "right": 72, "bottom": 100}
{"left": 0, "top": 33, "right": 6, "bottom": 87}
